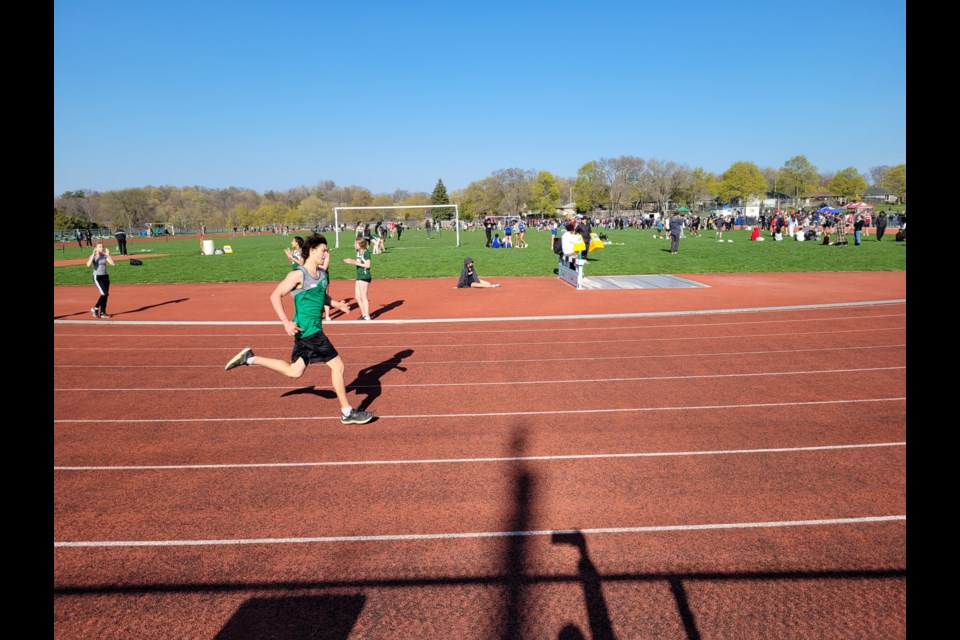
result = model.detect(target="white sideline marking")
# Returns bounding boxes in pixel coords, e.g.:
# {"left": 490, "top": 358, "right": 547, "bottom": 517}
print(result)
{"left": 54, "top": 515, "right": 906, "bottom": 548}
{"left": 51, "top": 326, "right": 906, "bottom": 351}
{"left": 51, "top": 311, "right": 907, "bottom": 338}
{"left": 54, "top": 366, "right": 906, "bottom": 392}
{"left": 52, "top": 298, "right": 907, "bottom": 326}
{"left": 54, "top": 442, "right": 906, "bottom": 471}
{"left": 52, "top": 344, "right": 907, "bottom": 368}
{"left": 53, "top": 397, "right": 906, "bottom": 424}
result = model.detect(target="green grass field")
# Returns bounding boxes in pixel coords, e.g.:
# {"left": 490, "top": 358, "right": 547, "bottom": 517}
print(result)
{"left": 53, "top": 227, "right": 906, "bottom": 286}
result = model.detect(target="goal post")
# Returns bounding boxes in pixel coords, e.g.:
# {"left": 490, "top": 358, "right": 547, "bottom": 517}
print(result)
{"left": 332, "top": 204, "right": 460, "bottom": 248}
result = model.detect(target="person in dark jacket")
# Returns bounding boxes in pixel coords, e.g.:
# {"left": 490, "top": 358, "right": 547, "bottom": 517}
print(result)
{"left": 876, "top": 211, "right": 888, "bottom": 242}
{"left": 114, "top": 228, "right": 128, "bottom": 255}
{"left": 575, "top": 216, "right": 591, "bottom": 259}
{"left": 669, "top": 213, "right": 685, "bottom": 254}
{"left": 457, "top": 257, "right": 499, "bottom": 288}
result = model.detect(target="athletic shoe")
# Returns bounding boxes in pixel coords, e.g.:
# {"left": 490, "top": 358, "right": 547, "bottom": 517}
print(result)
{"left": 225, "top": 347, "right": 254, "bottom": 371}
{"left": 91, "top": 307, "right": 100, "bottom": 318}
{"left": 492, "top": 284, "right": 501, "bottom": 288}
{"left": 361, "top": 315, "right": 372, "bottom": 321}
{"left": 341, "top": 409, "right": 375, "bottom": 425}
{"left": 99, "top": 313, "right": 112, "bottom": 319}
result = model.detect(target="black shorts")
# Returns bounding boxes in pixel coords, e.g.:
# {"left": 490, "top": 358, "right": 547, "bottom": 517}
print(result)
{"left": 291, "top": 331, "right": 339, "bottom": 366}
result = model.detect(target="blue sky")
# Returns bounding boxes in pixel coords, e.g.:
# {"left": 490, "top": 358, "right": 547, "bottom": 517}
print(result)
{"left": 54, "top": 0, "right": 906, "bottom": 196}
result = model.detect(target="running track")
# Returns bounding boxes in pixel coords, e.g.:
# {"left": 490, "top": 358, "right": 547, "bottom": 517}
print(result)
{"left": 53, "top": 272, "right": 906, "bottom": 639}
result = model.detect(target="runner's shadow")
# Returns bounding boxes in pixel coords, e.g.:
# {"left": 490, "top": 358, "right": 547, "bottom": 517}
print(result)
{"left": 350, "top": 349, "right": 413, "bottom": 411}
{"left": 281, "top": 349, "right": 414, "bottom": 414}
{"left": 114, "top": 298, "right": 190, "bottom": 317}
{"left": 371, "top": 299, "right": 404, "bottom": 319}
{"left": 54, "top": 298, "right": 190, "bottom": 320}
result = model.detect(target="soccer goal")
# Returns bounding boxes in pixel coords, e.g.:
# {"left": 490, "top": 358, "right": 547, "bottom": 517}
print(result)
{"left": 332, "top": 204, "right": 460, "bottom": 248}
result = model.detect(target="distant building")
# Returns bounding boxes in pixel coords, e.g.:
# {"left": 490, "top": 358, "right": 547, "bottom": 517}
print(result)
{"left": 556, "top": 202, "right": 577, "bottom": 217}
{"left": 864, "top": 187, "right": 898, "bottom": 205}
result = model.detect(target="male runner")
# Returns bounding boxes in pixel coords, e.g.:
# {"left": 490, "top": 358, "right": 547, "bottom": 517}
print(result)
{"left": 225, "top": 234, "right": 374, "bottom": 424}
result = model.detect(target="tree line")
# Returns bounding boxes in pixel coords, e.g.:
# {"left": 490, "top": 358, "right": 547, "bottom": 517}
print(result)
{"left": 54, "top": 158, "right": 905, "bottom": 231}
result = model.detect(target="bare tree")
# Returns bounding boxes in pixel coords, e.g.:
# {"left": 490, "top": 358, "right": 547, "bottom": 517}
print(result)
{"left": 491, "top": 168, "right": 534, "bottom": 215}
{"left": 642, "top": 158, "right": 683, "bottom": 212}
{"left": 596, "top": 156, "right": 645, "bottom": 215}
{"left": 869, "top": 165, "right": 891, "bottom": 189}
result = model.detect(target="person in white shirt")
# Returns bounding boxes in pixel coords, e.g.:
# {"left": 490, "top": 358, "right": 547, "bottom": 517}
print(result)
{"left": 560, "top": 222, "right": 579, "bottom": 269}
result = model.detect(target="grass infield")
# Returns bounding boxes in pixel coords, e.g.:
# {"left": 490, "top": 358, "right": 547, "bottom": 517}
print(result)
{"left": 53, "top": 227, "right": 906, "bottom": 286}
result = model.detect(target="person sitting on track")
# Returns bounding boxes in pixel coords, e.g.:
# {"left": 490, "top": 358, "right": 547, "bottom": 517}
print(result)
{"left": 456, "top": 257, "right": 500, "bottom": 288}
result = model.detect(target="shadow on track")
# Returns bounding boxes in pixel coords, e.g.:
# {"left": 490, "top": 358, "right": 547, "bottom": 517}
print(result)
{"left": 215, "top": 593, "right": 365, "bottom": 640}
{"left": 281, "top": 349, "right": 414, "bottom": 413}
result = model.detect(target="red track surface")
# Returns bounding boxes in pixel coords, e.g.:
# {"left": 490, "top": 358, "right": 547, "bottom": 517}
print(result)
{"left": 53, "top": 272, "right": 906, "bottom": 639}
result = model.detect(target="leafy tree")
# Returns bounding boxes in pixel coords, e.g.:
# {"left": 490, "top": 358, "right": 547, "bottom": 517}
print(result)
{"left": 430, "top": 178, "right": 455, "bottom": 220}
{"left": 459, "top": 177, "right": 502, "bottom": 220}
{"left": 252, "top": 201, "right": 288, "bottom": 227}
{"left": 886, "top": 164, "right": 906, "bottom": 203}
{"left": 574, "top": 161, "right": 606, "bottom": 213}
{"left": 716, "top": 161, "right": 767, "bottom": 204}
{"left": 527, "top": 171, "right": 560, "bottom": 216}
{"left": 53, "top": 208, "right": 89, "bottom": 231}
{"left": 674, "top": 167, "right": 715, "bottom": 208}
{"left": 400, "top": 192, "right": 431, "bottom": 206}
{"left": 778, "top": 155, "right": 819, "bottom": 205}
{"left": 235, "top": 204, "right": 256, "bottom": 229}
{"left": 346, "top": 186, "right": 373, "bottom": 208}
{"left": 101, "top": 188, "right": 154, "bottom": 230}
{"left": 55, "top": 190, "right": 96, "bottom": 226}
{"left": 297, "top": 194, "right": 332, "bottom": 228}
{"left": 828, "top": 167, "right": 868, "bottom": 201}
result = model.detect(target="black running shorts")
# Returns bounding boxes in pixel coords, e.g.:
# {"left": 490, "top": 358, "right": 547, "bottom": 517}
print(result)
{"left": 291, "top": 331, "right": 339, "bottom": 366}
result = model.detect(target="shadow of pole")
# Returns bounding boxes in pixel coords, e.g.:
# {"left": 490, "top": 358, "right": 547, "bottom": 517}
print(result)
{"left": 668, "top": 578, "right": 701, "bottom": 640}
{"left": 552, "top": 531, "right": 617, "bottom": 640}
{"left": 499, "top": 427, "right": 533, "bottom": 640}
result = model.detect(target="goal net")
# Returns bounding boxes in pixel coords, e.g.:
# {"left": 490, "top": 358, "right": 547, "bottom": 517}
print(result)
{"left": 332, "top": 204, "right": 460, "bottom": 248}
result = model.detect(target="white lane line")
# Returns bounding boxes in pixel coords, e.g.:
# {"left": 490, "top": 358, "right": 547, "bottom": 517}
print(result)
{"left": 54, "top": 366, "right": 906, "bottom": 392}
{"left": 51, "top": 311, "right": 907, "bottom": 338}
{"left": 53, "top": 515, "right": 906, "bottom": 548}
{"left": 51, "top": 326, "right": 907, "bottom": 351}
{"left": 54, "top": 442, "right": 906, "bottom": 471}
{"left": 52, "top": 298, "right": 908, "bottom": 326}
{"left": 53, "top": 397, "right": 906, "bottom": 424}
{"left": 52, "top": 344, "right": 907, "bottom": 368}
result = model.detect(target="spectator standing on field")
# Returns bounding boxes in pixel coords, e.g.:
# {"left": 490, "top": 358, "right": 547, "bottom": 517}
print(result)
{"left": 114, "top": 227, "right": 128, "bottom": 255}
{"left": 669, "top": 212, "right": 684, "bottom": 254}
{"left": 853, "top": 214, "right": 864, "bottom": 246}
{"left": 575, "top": 215, "right": 592, "bottom": 259}
{"left": 876, "top": 211, "right": 888, "bottom": 241}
